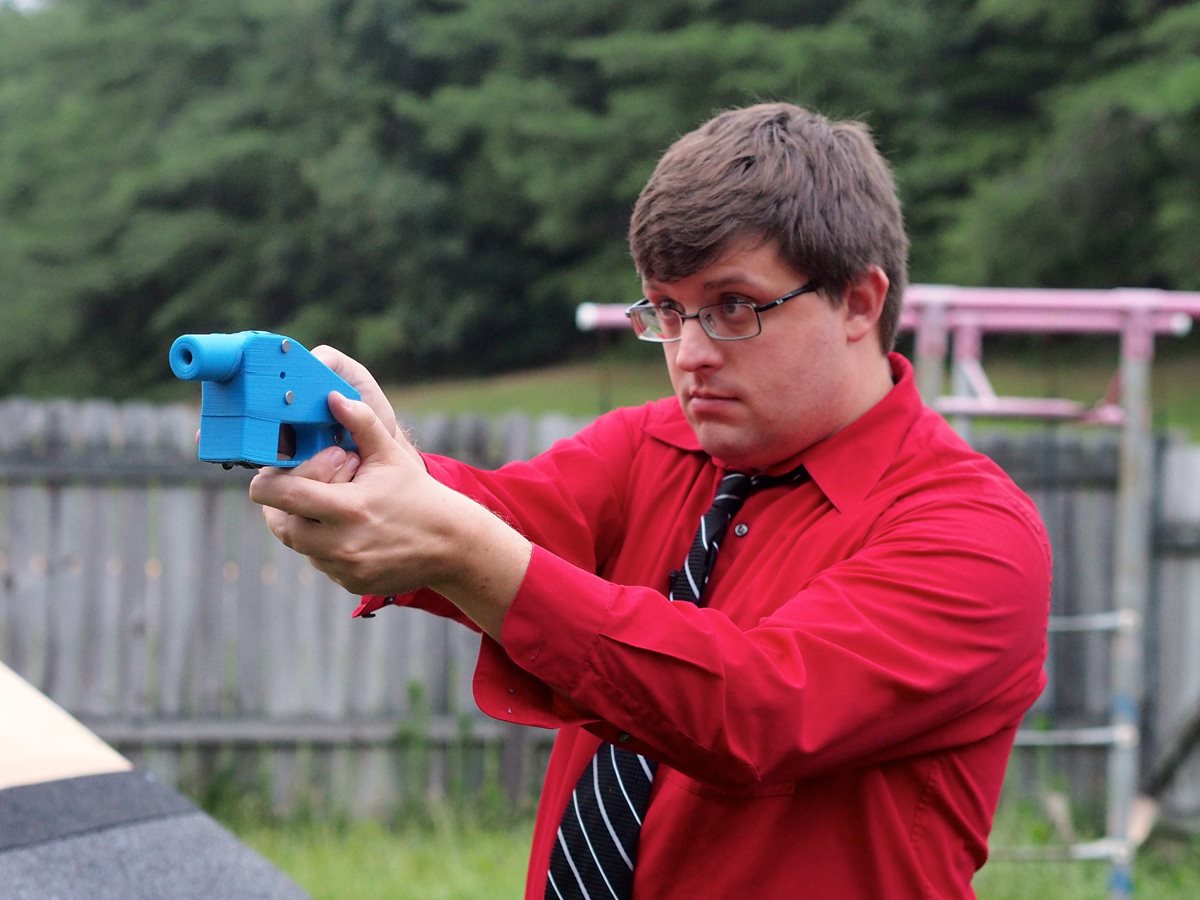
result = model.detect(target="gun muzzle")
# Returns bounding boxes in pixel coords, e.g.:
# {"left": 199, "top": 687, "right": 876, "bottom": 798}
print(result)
{"left": 169, "top": 333, "right": 248, "bottom": 383}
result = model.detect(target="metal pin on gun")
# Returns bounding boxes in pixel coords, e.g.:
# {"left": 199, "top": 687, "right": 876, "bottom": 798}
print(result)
{"left": 169, "top": 331, "right": 361, "bottom": 468}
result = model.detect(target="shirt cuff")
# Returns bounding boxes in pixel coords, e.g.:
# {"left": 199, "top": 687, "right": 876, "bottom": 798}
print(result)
{"left": 472, "top": 545, "right": 612, "bottom": 730}
{"left": 499, "top": 544, "right": 614, "bottom": 692}
{"left": 477, "top": 545, "right": 680, "bottom": 751}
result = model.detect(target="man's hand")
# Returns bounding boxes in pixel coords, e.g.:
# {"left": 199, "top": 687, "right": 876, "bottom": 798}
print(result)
{"left": 309, "top": 345, "right": 401, "bottom": 441}
{"left": 248, "top": 391, "right": 530, "bottom": 641}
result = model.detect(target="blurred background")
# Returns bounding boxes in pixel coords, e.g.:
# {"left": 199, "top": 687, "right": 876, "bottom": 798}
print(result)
{"left": 2, "top": 1, "right": 1200, "bottom": 897}
{"left": 1, "top": 0, "right": 1198, "bottom": 402}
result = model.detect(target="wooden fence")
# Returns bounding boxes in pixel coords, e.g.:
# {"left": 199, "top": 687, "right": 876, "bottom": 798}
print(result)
{"left": 1, "top": 397, "right": 1199, "bottom": 826}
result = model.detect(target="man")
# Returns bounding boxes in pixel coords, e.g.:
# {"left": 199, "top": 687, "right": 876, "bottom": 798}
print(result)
{"left": 249, "top": 102, "right": 1051, "bottom": 898}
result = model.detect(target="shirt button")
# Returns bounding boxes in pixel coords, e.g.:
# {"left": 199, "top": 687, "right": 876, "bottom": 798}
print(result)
{"left": 734, "top": 523, "right": 749, "bottom": 537}
{"left": 618, "top": 733, "right": 632, "bottom": 743}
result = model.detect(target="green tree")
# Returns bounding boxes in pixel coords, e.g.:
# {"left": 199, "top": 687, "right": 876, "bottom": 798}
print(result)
{"left": 932, "top": 1, "right": 1200, "bottom": 288}
{"left": 1, "top": 0, "right": 1197, "bottom": 397}
{"left": 0, "top": 0, "right": 457, "bottom": 394}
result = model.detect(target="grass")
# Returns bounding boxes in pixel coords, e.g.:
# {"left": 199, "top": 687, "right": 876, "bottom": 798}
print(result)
{"left": 386, "top": 334, "right": 1200, "bottom": 439}
{"left": 388, "top": 351, "right": 672, "bottom": 418}
{"left": 973, "top": 809, "right": 1200, "bottom": 899}
{"left": 230, "top": 811, "right": 531, "bottom": 900}
{"left": 973, "top": 846, "right": 1200, "bottom": 900}
{"left": 221, "top": 804, "right": 1200, "bottom": 899}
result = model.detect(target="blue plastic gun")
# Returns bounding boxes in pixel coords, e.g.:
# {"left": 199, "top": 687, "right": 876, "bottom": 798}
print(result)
{"left": 169, "top": 331, "right": 360, "bottom": 468}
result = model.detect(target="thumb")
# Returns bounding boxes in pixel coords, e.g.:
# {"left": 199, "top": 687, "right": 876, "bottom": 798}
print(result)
{"left": 328, "top": 391, "right": 397, "bottom": 461}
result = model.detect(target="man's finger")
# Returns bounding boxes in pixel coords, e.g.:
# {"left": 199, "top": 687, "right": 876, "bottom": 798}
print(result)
{"left": 310, "top": 346, "right": 399, "bottom": 439}
{"left": 327, "top": 451, "right": 361, "bottom": 484}
{"left": 275, "top": 514, "right": 335, "bottom": 558}
{"left": 310, "top": 344, "right": 354, "bottom": 378}
{"left": 327, "top": 391, "right": 399, "bottom": 461}
{"left": 287, "top": 445, "right": 359, "bottom": 486}
{"left": 249, "top": 467, "right": 350, "bottom": 521}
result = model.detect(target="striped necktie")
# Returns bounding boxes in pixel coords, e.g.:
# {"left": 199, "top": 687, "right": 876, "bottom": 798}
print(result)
{"left": 545, "top": 465, "right": 810, "bottom": 900}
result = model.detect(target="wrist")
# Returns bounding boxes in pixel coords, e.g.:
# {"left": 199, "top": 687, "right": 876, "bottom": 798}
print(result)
{"left": 426, "top": 489, "right": 532, "bottom": 641}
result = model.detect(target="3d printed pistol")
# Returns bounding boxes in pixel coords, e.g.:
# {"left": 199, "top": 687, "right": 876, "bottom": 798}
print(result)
{"left": 170, "top": 331, "right": 360, "bottom": 468}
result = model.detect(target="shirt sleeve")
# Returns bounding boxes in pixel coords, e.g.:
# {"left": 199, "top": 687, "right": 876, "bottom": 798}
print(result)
{"left": 421, "top": 407, "right": 639, "bottom": 571}
{"left": 479, "top": 475, "right": 1051, "bottom": 790}
{"left": 355, "top": 405, "right": 642, "bottom": 630}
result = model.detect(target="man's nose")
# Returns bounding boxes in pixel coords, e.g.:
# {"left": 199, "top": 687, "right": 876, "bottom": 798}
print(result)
{"left": 671, "top": 317, "right": 723, "bottom": 370}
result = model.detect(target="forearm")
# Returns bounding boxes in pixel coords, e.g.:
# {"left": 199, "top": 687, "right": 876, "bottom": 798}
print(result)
{"left": 421, "top": 487, "right": 533, "bottom": 641}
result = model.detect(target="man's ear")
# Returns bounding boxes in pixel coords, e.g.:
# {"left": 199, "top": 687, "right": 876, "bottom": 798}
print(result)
{"left": 843, "top": 266, "right": 889, "bottom": 344}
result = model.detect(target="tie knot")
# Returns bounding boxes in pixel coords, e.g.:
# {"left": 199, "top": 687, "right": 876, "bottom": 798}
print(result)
{"left": 720, "top": 464, "right": 809, "bottom": 500}
{"left": 710, "top": 472, "right": 754, "bottom": 512}
{"left": 709, "top": 464, "right": 809, "bottom": 514}
{"left": 747, "top": 463, "right": 811, "bottom": 492}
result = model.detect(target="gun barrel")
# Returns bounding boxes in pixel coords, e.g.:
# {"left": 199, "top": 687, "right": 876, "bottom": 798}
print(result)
{"left": 169, "top": 333, "right": 248, "bottom": 383}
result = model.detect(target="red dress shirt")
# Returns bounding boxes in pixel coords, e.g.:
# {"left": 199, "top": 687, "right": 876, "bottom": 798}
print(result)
{"left": 356, "top": 354, "right": 1051, "bottom": 899}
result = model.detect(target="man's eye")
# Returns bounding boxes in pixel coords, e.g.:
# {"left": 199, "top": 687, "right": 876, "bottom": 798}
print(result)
{"left": 717, "top": 301, "right": 753, "bottom": 319}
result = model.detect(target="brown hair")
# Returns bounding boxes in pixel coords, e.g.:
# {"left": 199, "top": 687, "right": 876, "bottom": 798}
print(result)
{"left": 629, "top": 103, "right": 909, "bottom": 351}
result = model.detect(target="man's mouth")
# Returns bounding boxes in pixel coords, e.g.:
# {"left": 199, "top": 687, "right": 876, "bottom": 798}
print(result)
{"left": 686, "top": 389, "right": 738, "bottom": 416}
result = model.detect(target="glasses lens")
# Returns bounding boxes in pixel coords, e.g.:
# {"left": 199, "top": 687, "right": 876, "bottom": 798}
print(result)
{"left": 630, "top": 305, "right": 677, "bottom": 342}
{"left": 701, "top": 301, "right": 760, "bottom": 339}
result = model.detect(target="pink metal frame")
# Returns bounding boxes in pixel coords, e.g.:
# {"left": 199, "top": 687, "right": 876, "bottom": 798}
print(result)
{"left": 900, "top": 286, "right": 1200, "bottom": 424}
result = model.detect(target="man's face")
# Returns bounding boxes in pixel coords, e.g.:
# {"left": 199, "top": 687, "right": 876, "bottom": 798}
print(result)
{"left": 643, "top": 240, "right": 871, "bottom": 471}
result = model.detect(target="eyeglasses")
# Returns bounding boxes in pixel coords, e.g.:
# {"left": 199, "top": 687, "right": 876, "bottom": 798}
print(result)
{"left": 625, "top": 281, "right": 821, "bottom": 343}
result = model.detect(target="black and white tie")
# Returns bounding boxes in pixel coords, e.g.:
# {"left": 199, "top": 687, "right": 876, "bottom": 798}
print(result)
{"left": 545, "top": 466, "right": 810, "bottom": 900}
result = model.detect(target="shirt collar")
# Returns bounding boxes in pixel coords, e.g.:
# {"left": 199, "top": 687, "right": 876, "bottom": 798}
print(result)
{"left": 799, "top": 353, "right": 918, "bottom": 512}
{"left": 641, "top": 353, "right": 921, "bottom": 513}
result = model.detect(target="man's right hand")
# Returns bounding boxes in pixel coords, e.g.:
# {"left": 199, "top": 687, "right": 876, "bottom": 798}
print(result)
{"left": 249, "top": 390, "right": 531, "bottom": 641}
{"left": 309, "top": 345, "right": 399, "bottom": 441}
{"left": 260, "top": 345, "right": 424, "bottom": 484}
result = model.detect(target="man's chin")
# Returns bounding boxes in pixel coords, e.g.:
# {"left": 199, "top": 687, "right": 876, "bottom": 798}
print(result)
{"left": 692, "top": 424, "right": 751, "bottom": 467}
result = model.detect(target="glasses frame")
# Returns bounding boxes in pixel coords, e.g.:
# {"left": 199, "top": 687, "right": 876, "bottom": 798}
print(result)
{"left": 624, "top": 281, "right": 822, "bottom": 343}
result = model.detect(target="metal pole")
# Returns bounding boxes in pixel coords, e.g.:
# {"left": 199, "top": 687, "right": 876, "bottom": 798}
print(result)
{"left": 913, "top": 299, "right": 946, "bottom": 404}
{"left": 1107, "top": 304, "right": 1154, "bottom": 899}
{"left": 950, "top": 320, "right": 982, "bottom": 440}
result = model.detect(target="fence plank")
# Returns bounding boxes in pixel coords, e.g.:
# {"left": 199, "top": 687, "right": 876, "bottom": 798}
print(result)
{"left": 1152, "top": 442, "right": 1200, "bottom": 820}
{"left": 2, "top": 401, "right": 1199, "bottom": 823}
{"left": 1, "top": 484, "right": 48, "bottom": 684}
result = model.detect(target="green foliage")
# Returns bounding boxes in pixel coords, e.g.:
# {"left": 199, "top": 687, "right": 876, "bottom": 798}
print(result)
{"left": 220, "top": 804, "right": 1200, "bottom": 900}
{"left": 933, "top": 0, "right": 1200, "bottom": 288}
{"left": 2, "top": 0, "right": 1198, "bottom": 397}
{"left": 231, "top": 811, "right": 533, "bottom": 900}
